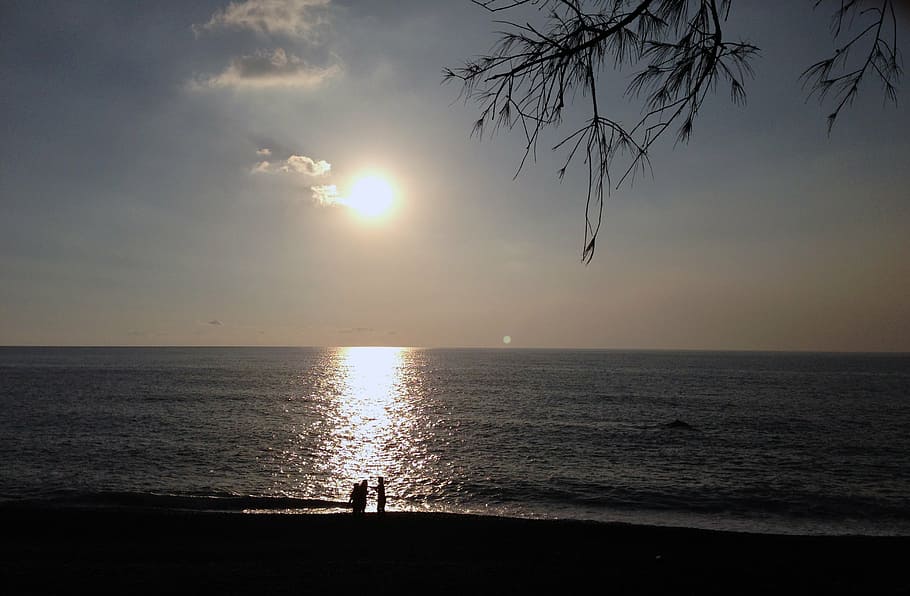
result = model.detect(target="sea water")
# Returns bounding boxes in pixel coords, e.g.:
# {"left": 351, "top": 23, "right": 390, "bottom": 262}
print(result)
{"left": 1, "top": 347, "right": 908, "bottom": 535}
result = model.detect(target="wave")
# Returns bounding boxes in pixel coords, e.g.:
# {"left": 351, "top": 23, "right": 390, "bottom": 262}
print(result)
{"left": 0, "top": 490, "right": 349, "bottom": 512}
{"left": 452, "top": 479, "right": 910, "bottom": 523}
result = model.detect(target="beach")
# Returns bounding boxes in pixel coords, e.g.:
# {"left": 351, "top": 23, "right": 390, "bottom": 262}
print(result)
{"left": 2, "top": 508, "right": 907, "bottom": 595}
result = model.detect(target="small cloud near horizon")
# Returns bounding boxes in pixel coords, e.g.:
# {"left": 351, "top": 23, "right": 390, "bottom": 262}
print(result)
{"left": 208, "top": 320, "right": 224, "bottom": 326}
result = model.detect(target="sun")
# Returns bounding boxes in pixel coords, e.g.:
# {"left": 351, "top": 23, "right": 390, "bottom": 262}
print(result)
{"left": 341, "top": 174, "right": 396, "bottom": 219}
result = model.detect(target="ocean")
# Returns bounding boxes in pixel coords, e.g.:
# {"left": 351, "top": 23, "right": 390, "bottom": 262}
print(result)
{"left": 1, "top": 347, "right": 908, "bottom": 535}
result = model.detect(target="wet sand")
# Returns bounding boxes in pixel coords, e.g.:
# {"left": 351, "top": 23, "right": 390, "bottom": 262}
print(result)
{"left": 2, "top": 508, "right": 907, "bottom": 594}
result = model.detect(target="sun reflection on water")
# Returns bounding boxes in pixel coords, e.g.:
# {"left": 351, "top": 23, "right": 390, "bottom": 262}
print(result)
{"left": 318, "top": 347, "right": 416, "bottom": 505}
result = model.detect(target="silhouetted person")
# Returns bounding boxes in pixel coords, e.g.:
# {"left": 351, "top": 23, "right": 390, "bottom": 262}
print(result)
{"left": 374, "top": 477, "right": 386, "bottom": 514}
{"left": 348, "top": 482, "right": 361, "bottom": 514}
{"left": 357, "top": 479, "right": 369, "bottom": 514}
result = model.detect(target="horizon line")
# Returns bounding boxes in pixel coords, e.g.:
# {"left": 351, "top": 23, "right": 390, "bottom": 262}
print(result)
{"left": 1, "top": 345, "right": 908, "bottom": 355}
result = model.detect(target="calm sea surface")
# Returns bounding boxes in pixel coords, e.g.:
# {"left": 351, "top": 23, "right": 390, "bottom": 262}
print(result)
{"left": 1, "top": 347, "right": 908, "bottom": 535}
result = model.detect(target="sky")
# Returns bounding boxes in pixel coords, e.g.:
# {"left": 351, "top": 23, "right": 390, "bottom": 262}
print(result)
{"left": 1, "top": 0, "right": 909, "bottom": 351}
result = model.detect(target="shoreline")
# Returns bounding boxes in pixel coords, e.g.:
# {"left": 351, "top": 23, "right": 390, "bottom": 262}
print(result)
{"left": 4, "top": 495, "right": 907, "bottom": 537}
{"left": 3, "top": 507, "right": 908, "bottom": 594}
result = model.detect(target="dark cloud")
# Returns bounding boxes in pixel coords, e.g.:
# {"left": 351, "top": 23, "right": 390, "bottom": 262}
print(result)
{"left": 195, "top": 0, "right": 332, "bottom": 40}
{"left": 195, "top": 47, "right": 340, "bottom": 88}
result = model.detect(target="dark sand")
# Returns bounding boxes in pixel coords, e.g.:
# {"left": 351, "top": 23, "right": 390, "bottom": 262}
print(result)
{"left": 2, "top": 508, "right": 908, "bottom": 595}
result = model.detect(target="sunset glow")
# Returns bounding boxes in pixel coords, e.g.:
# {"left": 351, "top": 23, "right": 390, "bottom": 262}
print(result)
{"left": 3, "top": 2, "right": 910, "bottom": 351}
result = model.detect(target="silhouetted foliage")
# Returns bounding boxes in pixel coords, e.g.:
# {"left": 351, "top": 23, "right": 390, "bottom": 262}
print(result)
{"left": 445, "top": 1, "right": 902, "bottom": 262}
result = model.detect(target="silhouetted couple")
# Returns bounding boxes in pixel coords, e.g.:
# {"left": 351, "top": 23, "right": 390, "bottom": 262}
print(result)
{"left": 348, "top": 477, "right": 386, "bottom": 514}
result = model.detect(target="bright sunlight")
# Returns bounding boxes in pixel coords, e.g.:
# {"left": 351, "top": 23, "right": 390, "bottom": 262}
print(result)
{"left": 340, "top": 174, "right": 396, "bottom": 219}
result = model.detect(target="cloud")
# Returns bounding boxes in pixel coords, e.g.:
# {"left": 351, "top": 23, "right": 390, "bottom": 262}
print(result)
{"left": 339, "top": 327, "right": 374, "bottom": 334}
{"left": 252, "top": 152, "right": 331, "bottom": 176}
{"left": 310, "top": 184, "right": 339, "bottom": 205}
{"left": 208, "top": 320, "right": 224, "bottom": 326}
{"left": 256, "top": 148, "right": 272, "bottom": 156}
{"left": 250, "top": 149, "right": 341, "bottom": 207}
{"left": 284, "top": 154, "right": 331, "bottom": 175}
{"left": 196, "top": 0, "right": 332, "bottom": 39}
{"left": 197, "top": 47, "right": 340, "bottom": 89}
